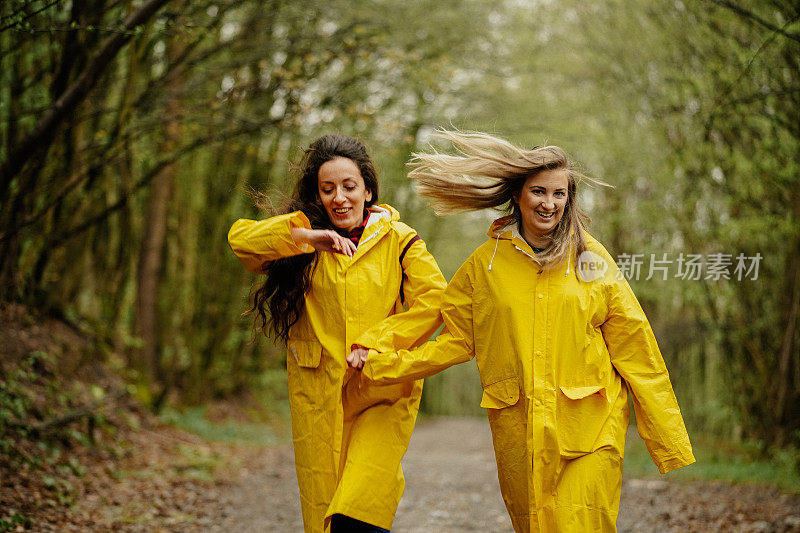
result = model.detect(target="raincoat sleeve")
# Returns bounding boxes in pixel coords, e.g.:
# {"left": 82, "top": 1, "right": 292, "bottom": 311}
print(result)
{"left": 227, "top": 212, "right": 313, "bottom": 274}
{"left": 601, "top": 271, "right": 696, "bottom": 474}
{"left": 362, "top": 256, "right": 476, "bottom": 384}
{"left": 353, "top": 230, "right": 447, "bottom": 353}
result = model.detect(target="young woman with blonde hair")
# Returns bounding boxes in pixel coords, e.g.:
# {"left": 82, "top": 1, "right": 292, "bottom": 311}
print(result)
{"left": 229, "top": 134, "right": 446, "bottom": 533}
{"left": 350, "top": 130, "right": 695, "bottom": 532}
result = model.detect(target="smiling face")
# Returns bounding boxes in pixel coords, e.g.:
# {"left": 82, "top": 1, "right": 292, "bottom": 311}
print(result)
{"left": 317, "top": 157, "right": 373, "bottom": 231}
{"left": 513, "top": 168, "right": 569, "bottom": 247}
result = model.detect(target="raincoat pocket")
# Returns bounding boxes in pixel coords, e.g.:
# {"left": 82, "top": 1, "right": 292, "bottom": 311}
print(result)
{"left": 480, "top": 377, "right": 520, "bottom": 409}
{"left": 287, "top": 339, "right": 323, "bottom": 369}
{"left": 557, "top": 385, "right": 610, "bottom": 455}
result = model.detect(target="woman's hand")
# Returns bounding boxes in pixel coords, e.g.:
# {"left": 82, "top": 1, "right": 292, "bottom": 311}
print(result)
{"left": 347, "top": 345, "right": 369, "bottom": 370}
{"left": 291, "top": 227, "right": 357, "bottom": 257}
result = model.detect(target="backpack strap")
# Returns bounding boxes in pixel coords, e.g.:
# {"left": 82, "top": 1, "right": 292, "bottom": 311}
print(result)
{"left": 399, "top": 234, "right": 421, "bottom": 304}
{"left": 399, "top": 234, "right": 421, "bottom": 265}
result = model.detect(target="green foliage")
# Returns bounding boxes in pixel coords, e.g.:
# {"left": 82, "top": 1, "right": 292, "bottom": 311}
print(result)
{"left": 0, "top": 351, "right": 50, "bottom": 458}
{"left": 41, "top": 473, "right": 76, "bottom": 506}
{"left": 173, "top": 444, "right": 226, "bottom": 482}
{"left": 623, "top": 431, "right": 800, "bottom": 494}
{"left": 420, "top": 362, "right": 483, "bottom": 417}
{"left": 159, "top": 406, "right": 277, "bottom": 446}
{"left": 0, "top": 347, "right": 125, "bottom": 514}
{"left": 0, "top": 514, "right": 33, "bottom": 532}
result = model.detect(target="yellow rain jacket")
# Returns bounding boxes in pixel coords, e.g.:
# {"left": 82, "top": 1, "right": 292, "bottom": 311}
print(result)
{"left": 363, "top": 219, "right": 695, "bottom": 532}
{"left": 228, "top": 204, "right": 446, "bottom": 532}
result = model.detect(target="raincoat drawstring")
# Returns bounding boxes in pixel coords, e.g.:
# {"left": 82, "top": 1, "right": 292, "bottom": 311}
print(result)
{"left": 488, "top": 234, "right": 501, "bottom": 272}
{"left": 565, "top": 239, "right": 572, "bottom": 277}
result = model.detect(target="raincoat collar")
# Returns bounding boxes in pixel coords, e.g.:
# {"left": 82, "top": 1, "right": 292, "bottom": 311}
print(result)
{"left": 359, "top": 204, "right": 397, "bottom": 245}
{"left": 487, "top": 215, "right": 539, "bottom": 257}
{"left": 487, "top": 215, "right": 515, "bottom": 240}
{"left": 485, "top": 215, "right": 574, "bottom": 276}
{"left": 340, "top": 204, "right": 399, "bottom": 267}
{"left": 335, "top": 209, "right": 370, "bottom": 245}
{"left": 363, "top": 204, "right": 397, "bottom": 230}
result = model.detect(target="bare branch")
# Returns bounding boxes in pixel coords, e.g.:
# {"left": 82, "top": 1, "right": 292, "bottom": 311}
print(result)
{"left": 54, "top": 121, "right": 272, "bottom": 243}
{"left": 0, "top": 0, "right": 172, "bottom": 192}
{"left": 703, "top": 11, "right": 800, "bottom": 134}
{"left": 706, "top": 0, "right": 800, "bottom": 44}
{"left": 0, "top": 0, "right": 64, "bottom": 33}
{"left": 30, "top": 390, "right": 128, "bottom": 434}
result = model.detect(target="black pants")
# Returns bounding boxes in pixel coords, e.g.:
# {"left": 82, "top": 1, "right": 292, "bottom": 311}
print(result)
{"left": 330, "top": 514, "right": 390, "bottom": 533}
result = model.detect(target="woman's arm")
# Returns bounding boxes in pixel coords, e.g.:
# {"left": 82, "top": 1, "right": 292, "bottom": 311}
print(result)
{"left": 351, "top": 231, "right": 446, "bottom": 354}
{"left": 355, "top": 256, "right": 477, "bottom": 384}
{"left": 602, "top": 275, "right": 696, "bottom": 474}
{"left": 227, "top": 212, "right": 355, "bottom": 273}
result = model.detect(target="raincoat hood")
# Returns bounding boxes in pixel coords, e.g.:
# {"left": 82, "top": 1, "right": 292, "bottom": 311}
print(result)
{"left": 485, "top": 214, "right": 575, "bottom": 275}
{"left": 357, "top": 204, "right": 399, "bottom": 248}
{"left": 487, "top": 214, "right": 516, "bottom": 240}
{"left": 367, "top": 203, "right": 400, "bottom": 223}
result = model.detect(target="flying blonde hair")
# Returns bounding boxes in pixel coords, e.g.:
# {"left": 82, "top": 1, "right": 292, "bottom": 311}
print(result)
{"left": 409, "top": 129, "right": 606, "bottom": 269}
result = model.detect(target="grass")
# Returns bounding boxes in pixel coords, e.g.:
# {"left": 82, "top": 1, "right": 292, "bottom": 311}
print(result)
{"left": 158, "top": 368, "right": 292, "bottom": 447}
{"left": 158, "top": 405, "right": 279, "bottom": 446}
{"left": 623, "top": 428, "right": 800, "bottom": 494}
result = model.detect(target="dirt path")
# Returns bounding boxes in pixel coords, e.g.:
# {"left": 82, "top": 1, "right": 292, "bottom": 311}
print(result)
{"left": 218, "top": 417, "right": 800, "bottom": 532}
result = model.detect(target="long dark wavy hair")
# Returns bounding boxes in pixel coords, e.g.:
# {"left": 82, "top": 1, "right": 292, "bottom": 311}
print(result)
{"left": 249, "top": 134, "right": 379, "bottom": 344}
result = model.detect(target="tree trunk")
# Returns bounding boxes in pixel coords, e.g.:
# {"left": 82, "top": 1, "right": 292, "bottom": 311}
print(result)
{"left": 109, "top": 7, "right": 141, "bottom": 336}
{"left": 134, "top": 6, "right": 184, "bottom": 384}
{"left": 0, "top": 40, "right": 28, "bottom": 298}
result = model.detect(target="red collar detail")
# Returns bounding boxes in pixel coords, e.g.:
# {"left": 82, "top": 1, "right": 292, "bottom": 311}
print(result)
{"left": 336, "top": 210, "right": 370, "bottom": 245}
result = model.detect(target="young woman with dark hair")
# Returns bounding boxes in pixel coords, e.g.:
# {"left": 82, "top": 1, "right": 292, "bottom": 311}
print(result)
{"left": 228, "top": 134, "right": 446, "bottom": 533}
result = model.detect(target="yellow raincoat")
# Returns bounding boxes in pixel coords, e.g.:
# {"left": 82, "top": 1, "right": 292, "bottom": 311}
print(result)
{"left": 228, "top": 204, "right": 446, "bottom": 532}
{"left": 363, "top": 219, "right": 695, "bottom": 532}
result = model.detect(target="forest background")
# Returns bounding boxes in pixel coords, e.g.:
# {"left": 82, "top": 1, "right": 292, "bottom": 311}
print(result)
{"left": 1, "top": 0, "right": 798, "bottom": 485}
